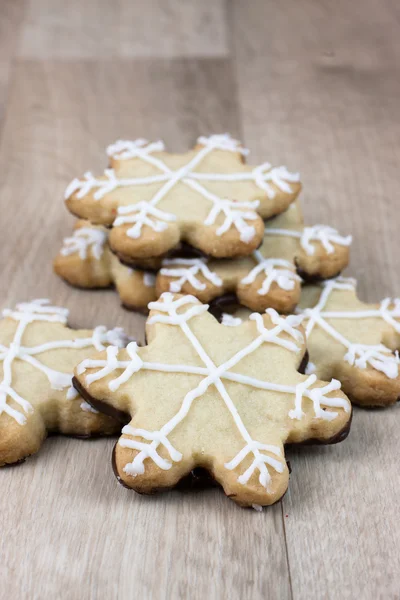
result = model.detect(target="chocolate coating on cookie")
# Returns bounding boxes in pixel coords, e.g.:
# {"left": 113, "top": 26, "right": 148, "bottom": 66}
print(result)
{"left": 73, "top": 376, "right": 131, "bottom": 425}
{"left": 288, "top": 410, "right": 352, "bottom": 447}
{"left": 113, "top": 442, "right": 219, "bottom": 494}
{"left": 295, "top": 262, "right": 342, "bottom": 283}
{"left": 208, "top": 293, "right": 240, "bottom": 322}
{"left": 114, "top": 242, "right": 208, "bottom": 271}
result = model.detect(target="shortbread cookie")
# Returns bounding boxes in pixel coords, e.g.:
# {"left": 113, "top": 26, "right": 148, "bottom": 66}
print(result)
{"left": 73, "top": 293, "right": 351, "bottom": 507}
{"left": 298, "top": 277, "right": 400, "bottom": 407}
{"left": 0, "top": 299, "right": 128, "bottom": 466}
{"left": 156, "top": 203, "right": 351, "bottom": 314}
{"left": 216, "top": 277, "right": 400, "bottom": 408}
{"left": 65, "top": 135, "right": 301, "bottom": 262}
{"left": 54, "top": 221, "right": 157, "bottom": 312}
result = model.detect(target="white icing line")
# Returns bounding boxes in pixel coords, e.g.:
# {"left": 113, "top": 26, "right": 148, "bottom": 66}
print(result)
{"left": 196, "top": 134, "right": 249, "bottom": 156}
{"left": 265, "top": 225, "right": 352, "bottom": 256}
{"left": 221, "top": 314, "right": 242, "bottom": 327}
{"left": 241, "top": 253, "right": 300, "bottom": 296}
{"left": 80, "top": 401, "right": 99, "bottom": 414}
{"left": 160, "top": 258, "right": 223, "bottom": 293}
{"left": 106, "top": 139, "right": 166, "bottom": 159}
{"left": 66, "top": 385, "right": 79, "bottom": 400}
{"left": 113, "top": 202, "right": 176, "bottom": 239}
{"left": 60, "top": 228, "right": 107, "bottom": 260}
{"left": 202, "top": 196, "right": 259, "bottom": 243}
{"left": 305, "top": 362, "right": 316, "bottom": 375}
{"left": 143, "top": 272, "right": 156, "bottom": 288}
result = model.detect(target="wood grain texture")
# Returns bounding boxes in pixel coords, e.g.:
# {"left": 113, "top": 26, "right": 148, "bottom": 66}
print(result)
{"left": 1, "top": 0, "right": 400, "bottom": 598}
{"left": 19, "top": 0, "right": 228, "bottom": 58}
{"left": 0, "top": 0, "right": 26, "bottom": 128}
{"left": 231, "top": 0, "right": 400, "bottom": 302}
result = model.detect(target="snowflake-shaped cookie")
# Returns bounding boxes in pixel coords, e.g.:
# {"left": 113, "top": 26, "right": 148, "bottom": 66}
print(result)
{"left": 156, "top": 203, "right": 351, "bottom": 314}
{"left": 298, "top": 277, "right": 400, "bottom": 407}
{"left": 0, "top": 299, "right": 128, "bottom": 466}
{"left": 73, "top": 293, "right": 351, "bottom": 507}
{"left": 65, "top": 135, "right": 301, "bottom": 262}
{"left": 54, "top": 220, "right": 157, "bottom": 312}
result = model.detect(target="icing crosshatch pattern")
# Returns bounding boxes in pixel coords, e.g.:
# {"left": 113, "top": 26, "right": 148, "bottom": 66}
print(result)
{"left": 65, "top": 134, "right": 302, "bottom": 259}
{"left": 75, "top": 293, "right": 351, "bottom": 506}
{"left": 0, "top": 300, "right": 128, "bottom": 465}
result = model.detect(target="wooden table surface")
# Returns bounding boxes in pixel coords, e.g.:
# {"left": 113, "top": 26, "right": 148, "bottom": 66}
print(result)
{"left": 1, "top": 1, "right": 399, "bottom": 598}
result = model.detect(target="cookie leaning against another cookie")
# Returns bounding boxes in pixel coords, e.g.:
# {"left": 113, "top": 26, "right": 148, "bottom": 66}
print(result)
{"left": 65, "top": 134, "right": 301, "bottom": 262}
{"left": 0, "top": 299, "right": 129, "bottom": 466}
{"left": 73, "top": 293, "right": 351, "bottom": 508}
{"left": 156, "top": 203, "right": 351, "bottom": 314}
{"left": 53, "top": 220, "right": 157, "bottom": 312}
{"left": 215, "top": 277, "right": 400, "bottom": 408}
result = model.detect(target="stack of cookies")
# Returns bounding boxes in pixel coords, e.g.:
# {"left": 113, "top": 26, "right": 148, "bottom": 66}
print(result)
{"left": 1, "top": 134, "right": 399, "bottom": 509}
{"left": 55, "top": 134, "right": 352, "bottom": 314}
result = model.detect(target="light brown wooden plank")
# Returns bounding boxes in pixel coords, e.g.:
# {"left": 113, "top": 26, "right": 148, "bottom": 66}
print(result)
{"left": 19, "top": 0, "right": 228, "bottom": 59}
{"left": 231, "top": 0, "right": 400, "bottom": 302}
{"left": 1, "top": 435, "right": 292, "bottom": 599}
{"left": 232, "top": 1, "right": 400, "bottom": 598}
{"left": 0, "top": 0, "right": 26, "bottom": 128}
{"left": 0, "top": 58, "right": 291, "bottom": 600}
{"left": 284, "top": 408, "right": 400, "bottom": 599}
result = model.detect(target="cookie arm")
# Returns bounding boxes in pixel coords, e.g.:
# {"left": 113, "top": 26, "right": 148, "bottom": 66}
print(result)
{"left": 207, "top": 438, "right": 290, "bottom": 507}
{"left": 54, "top": 224, "right": 112, "bottom": 289}
{"left": 110, "top": 256, "right": 157, "bottom": 312}
{"left": 0, "top": 407, "right": 47, "bottom": 466}
{"left": 256, "top": 180, "right": 302, "bottom": 220}
{"left": 180, "top": 213, "right": 265, "bottom": 259}
{"left": 54, "top": 250, "right": 113, "bottom": 289}
{"left": 48, "top": 388, "right": 119, "bottom": 437}
{"left": 295, "top": 241, "right": 350, "bottom": 281}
